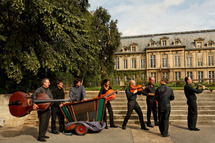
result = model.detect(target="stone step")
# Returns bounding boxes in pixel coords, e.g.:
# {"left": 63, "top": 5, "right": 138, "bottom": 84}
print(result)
{"left": 108, "top": 115, "right": 215, "bottom": 120}
{"left": 111, "top": 106, "right": 215, "bottom": 110}
{"left": 112, "top": 120, "right": 215, "bottom": 125}
{"left": 111, "top": 110, "right": 215, "bottom": 115}
{"left": 110, "top": 102, "right": 215, "bottom": 106}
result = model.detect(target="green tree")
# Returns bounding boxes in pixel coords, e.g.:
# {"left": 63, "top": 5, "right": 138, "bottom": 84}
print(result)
{"left": 91, "top": 7, "right": 121, "bottom": 79}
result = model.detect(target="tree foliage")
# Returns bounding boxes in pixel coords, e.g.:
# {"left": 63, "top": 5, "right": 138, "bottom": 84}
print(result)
{"left": 0, "top": 0, "right": 120, "bottom": 93}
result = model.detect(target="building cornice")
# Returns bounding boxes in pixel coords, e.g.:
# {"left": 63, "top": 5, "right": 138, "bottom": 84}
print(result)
{"left": 185, "top": 47, "right": 215, "bottom": 51}
{"left": 121, "top": 29, "right": 215, "bottom": 39}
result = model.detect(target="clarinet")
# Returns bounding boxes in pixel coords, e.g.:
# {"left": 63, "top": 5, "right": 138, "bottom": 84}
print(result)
{"left": 193, "top": 82, "right": 213, "bottom": 92}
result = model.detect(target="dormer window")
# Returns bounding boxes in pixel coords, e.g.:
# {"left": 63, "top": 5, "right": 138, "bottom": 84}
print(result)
{"left": 132, "top": 46, "right": 136, "bottom": 52}
{"left": 160, "top": 36, "right": 169, "bottom": 46}
{"left": 162, "top": 40, "right": 167, "bottom": 46}
{"left": 174, "top": 39, "right": 181, "bottom": 45}
{"left": 194, "top": 38, "right": 204, "bottom": 48}
{"left": 149, "top": 39, "right": 156, "bottom": 47}
{"left": 197, "top": 42, "right": 202, "bottom": 48}
{"left": 207, "top": 40, "right": 214, "bottom": 47}
{"left": 129, "top": 43, "right": 138, "bottom": 52}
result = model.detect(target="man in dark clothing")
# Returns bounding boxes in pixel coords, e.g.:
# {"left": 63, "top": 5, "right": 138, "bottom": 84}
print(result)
{"left": 69, "top": 78, "right": 86, "bottom": 102}
{"left": 122, "top": 80, "right": 149, "bottom": 131}
{"left": 32, "top": 78, "right": 53, "bottom": 142}
{"left": 142, "top": 77, "right": 158, "bottom": 127}
{"left": 51, "top": 80, "right": 65, "bottom": 134}
{"left": 184, "top": 77, "right": 205, "bottom": 131}
{"left": 155, "top": 78, "right": 174, "bottom": 137}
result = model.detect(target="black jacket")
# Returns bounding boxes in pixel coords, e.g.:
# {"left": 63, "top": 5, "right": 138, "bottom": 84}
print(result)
{"left": 142, "top": 83, "right": 156, "bottom": 100}
{"left": 125, "top": 86, "right": 142, "bottom": 101}
{"left": 184, "top": 84, "right": 203, "bottom": 102}
{"left": 155, "top": 84, "right": 174, "bottom": 112}
{"left": 52, "top": 86, "right": 65, "bottom": 107}
{"left": 98, "top": 86, "right": 112, "bottom": 97}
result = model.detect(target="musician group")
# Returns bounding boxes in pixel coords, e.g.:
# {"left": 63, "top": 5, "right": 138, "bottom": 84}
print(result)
{"left": 31, "top": 76, "right": 206, "bottom": 142}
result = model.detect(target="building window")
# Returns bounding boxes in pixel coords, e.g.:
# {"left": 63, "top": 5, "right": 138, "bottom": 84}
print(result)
{"left": 175, "top": 72, "right": 181, "bottom": 81}
{"left": 187, "top": 72, "right": 193, "bottom": 79}
{"left": 141, "top": 59, "right": 145, "bottom": 68}
{"left": 150, "top": 55, "right": 156, "bottom": 68}
{"left": 198, "top": 71, "right": 203, "bottom": 82}
{"left": 196, "top": 42, "right": 202, "bottom": 48}
{"left": 208, "top": 55, "right": 214, "bottom": 66}
{"left": 162, "top": 40, "right": 167, "bottom": 46}
{"left": 123, "top": 60, "right": 128, "bottom": 69}
{"left": 115, "top": 57, "right": 119, "bottom": 69}
{"left": 151, "top": 43, "right": 154, "bottom": 46}
{"left": 209, "top": 71, "right": 214, "bottom": 83}
{"left": 175, "top": 56, "right": 180, "bottom": 67}
{"left": 132, "top": 59, "right": 136, "bottom": 69}
{"left": 162, "top": 72, "right": 168, "bottom": 79}
{"left": 197, "top": 53, "right": 203, "bottom": 67}
{"left": 116, "top": 76, "right": 120, "bottom": 85}
{"left": 124, "top": 76, "right": 127, "bottom": 82}
{"left": 132, "top": 74, "right": 136, "bottom": 80}
{"left": 132, "top": 46, "right": 136, "bottom": 52}
{"left": 141, "top": 74, "right": 145, "bottom": 80}
{"left": 151, "top": 72, "right": 156, "bottom": 83}
{"left": 162, "top": 55, "right": 168, "bottom": 68}
{"left": 187, "top": 56, "right": 192, "bottom": 67}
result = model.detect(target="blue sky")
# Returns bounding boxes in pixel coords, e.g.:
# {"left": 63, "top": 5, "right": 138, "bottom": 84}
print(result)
{"left": 88, "top": 0, "right": 215, "bottom": 36}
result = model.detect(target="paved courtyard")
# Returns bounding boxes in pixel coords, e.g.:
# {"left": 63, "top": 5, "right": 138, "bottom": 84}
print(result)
{"left": 0, "top": 124, "right": 215, "bottom": 143}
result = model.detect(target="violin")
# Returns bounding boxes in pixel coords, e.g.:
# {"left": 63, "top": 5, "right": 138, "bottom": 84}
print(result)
{"left": 9, "top": 91, "right": 71, "bottom": 117}
{"left": 130, "top": 85, "right": 145, "bottom": 93}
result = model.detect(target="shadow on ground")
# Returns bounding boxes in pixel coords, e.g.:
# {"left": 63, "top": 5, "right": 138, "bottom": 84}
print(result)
{"left": 0, "top": 126, "right": 38, "bottom": 139}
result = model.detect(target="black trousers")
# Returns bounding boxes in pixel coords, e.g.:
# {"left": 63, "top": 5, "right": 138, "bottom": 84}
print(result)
{"left": 51, "top": 107, "right": 65, "bottom": 132}
{"left": 158, "top": 110, "right": 170, "bottom": 135}
{"left": 103, "top": 101, "right": 115, "bottom": 127}
{"left": 122, "top": 99, "right": 146, "bottom": 128}
{"left": 187, "top": 100, "right": 197, "bottom": 129}
{"left": 38, "top": 109, "right": 50, "bottom": 138}
{"left": 146, "top": 97, "right": 158, "bottom": 124}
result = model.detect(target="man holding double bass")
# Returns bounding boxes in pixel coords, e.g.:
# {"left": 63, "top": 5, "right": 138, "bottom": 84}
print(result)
{"left": 32, "top": 78, "right": 53, "bottom": 142}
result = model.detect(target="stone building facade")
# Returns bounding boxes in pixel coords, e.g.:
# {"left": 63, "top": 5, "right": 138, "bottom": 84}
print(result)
{"left": 114, "top": 29, "right": 215, "bottom": 85}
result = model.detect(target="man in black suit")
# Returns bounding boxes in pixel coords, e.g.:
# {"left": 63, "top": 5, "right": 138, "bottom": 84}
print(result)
{"left": 184, "top": 77, "right": 205, "bottom": 131}
{"left": 122, "top": 80, "right": 149, "bottom": 131}
{"left": 32, "top": 78, "right": 53, "bottom": 142}
{"left": 51, "top": 80, "right": 65, "bottom": 134}
{"left": 142, "top": 77, "right": 158, "bottom": 127}
{"left": 155, "top": 78, "right": 174, "bottom": 137}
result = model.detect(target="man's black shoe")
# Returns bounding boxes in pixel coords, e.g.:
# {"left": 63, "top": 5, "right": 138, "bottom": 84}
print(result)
{"left": 43, "top": 135, "right": 49, "bottom": 138}
{"left": 141, "top": 127, "right": 149, "bottom": 130}
{"left": 147, "top": 124, "right": 154, "bottom": 128}
{"left": 162, "top": 134, "right": 170, "bottom": 137}
{"left": 37, "top": 137, "right": 46, "bottom": 142}
{"left": 122, "top": 126, "right": 126, "bottom": 130}
{"left": 110, "top": 125, "right": 118, "bottom": 128}
{"left": 154, "top": 122, "right": 159, "bottom": 126}
{"left": 190, "top": 128, "right": 200, "bottom": 131}
{"left": 51, "top": 130, "right": 59, "bottom": 134}
{"left": 105, "top": 126, "right": 108, "bottom": 129}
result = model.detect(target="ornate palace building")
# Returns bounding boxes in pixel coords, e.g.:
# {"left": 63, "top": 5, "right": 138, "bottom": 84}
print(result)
{"left": 114, "top": 29, "right": 215, "bottom": 85}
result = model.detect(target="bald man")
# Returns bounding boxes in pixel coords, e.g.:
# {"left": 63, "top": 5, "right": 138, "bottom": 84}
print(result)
{"left": 122, "top": 80, "right": 149, "bottom": 130}
{"left": 142, "top": 77, "right": 158, "bottom": 127}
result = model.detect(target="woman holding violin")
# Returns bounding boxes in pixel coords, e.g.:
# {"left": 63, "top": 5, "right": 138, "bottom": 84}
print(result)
{"left": 98, "top": 79, "right": 118, "bottom": 129}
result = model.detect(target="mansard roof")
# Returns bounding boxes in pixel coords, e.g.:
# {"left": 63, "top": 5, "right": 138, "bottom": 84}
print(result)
{"left": 118, "top": 29, "right": 215, "bottom": 52}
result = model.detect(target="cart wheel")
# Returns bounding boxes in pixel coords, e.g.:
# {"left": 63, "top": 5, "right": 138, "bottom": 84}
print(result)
{"left": 75, "top": 123, "right": 88, "bottom": 135}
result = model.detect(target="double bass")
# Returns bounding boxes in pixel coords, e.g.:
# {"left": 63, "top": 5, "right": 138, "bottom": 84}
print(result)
{"left": 9, "top": 91, "right": 71, "bottom": 117}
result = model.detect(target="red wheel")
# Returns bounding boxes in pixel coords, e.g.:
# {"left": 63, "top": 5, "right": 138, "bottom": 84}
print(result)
{"left": 75, "top": 123, "right": 88, "bottom": 135}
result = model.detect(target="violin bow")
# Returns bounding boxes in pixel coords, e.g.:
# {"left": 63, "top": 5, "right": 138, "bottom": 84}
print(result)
{"left": 193, "top": 82, "right": 213, "bottom": 92}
